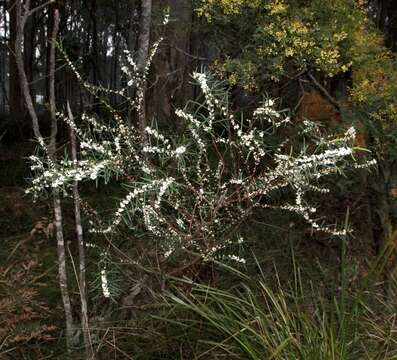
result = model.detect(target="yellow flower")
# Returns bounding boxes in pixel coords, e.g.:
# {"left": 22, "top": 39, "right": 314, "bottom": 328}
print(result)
{"left": 285, "top": 48, "right": 295, "bottom": 57}
{"left": 265, "top": 0, "right": 288, "bottom": 15}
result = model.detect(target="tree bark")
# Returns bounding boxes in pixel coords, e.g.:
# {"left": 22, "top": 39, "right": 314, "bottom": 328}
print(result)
{"left": 48, "top": 8, "right": 77, "bottom": 351}
{"left": 8, "top": 0, "right": 25, "bottom": 132}
{"left": 24, "top": 1, "right": 34, "bottom": 102}
{"left": 0, "top": 2, "right": 8, "bottom": 113}
{"left": 14, "top": 1, "right": 76, "bottom": 351}
{"left": 137, "top": 0, "right": 152, "bottom": 135}
{"left": 68, "top": 102, "right": 94, "bottom": 359}
{"left": 369, "top": 0, "right": 397, "bottom": 50}
{"left": 90, "top": 0, "right": 100, "bottom": 86}
{"left": 147, "top": 0, "right": 195, "bottom": 128}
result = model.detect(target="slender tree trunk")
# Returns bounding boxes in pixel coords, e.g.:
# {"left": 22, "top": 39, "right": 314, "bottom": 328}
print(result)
{"left": 126, "top": 0, "right": 137, "bottom": 52}
{"left": 14, "top": 1, "right": 75, "bottom": 351}
{"left": 8, "top": 0, "right": 25, "bottom": 134}
{"left": 0, "top": 2, "right": 8, "bottom": 112}
{"left": 137, "top": 0, "right": 152, "bottom": 135}
{"left": 125, "top": 0, "right": 137, "bottom": 125}
{"left": 15, "top": 0, "right": 40, "bottom": 139}
{"left": 48, "top": 8, "right": 76, "bottom": 351}
{"left": 90, "top": 0, "right": 100, "bottom": 85}
{"left": 45, "top": 3, "right": 53, "bottom": 104}
{"left": 24, "top": 2, "right": 34, "bottom": 101}
{"left": 148, "top": 0, "right": 195, "bottom": 127}
{"left": 369, "top": 0, "right": 397, "bottom": 50}
{"left": 48, "top": 6, "right": 58, "bottom": 152}
{"left": 67, "top": 102, "right": 94, "bottom": 359}
{"left": 53, "top": 190, "right": 75, "bottom": 350}
{"left": 111, "top": 2, "right": 120, "bottom": 106}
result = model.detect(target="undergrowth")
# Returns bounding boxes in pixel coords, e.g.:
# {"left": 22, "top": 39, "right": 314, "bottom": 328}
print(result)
{"left": 160, "top": 258, "right": 397, "bottom": 359}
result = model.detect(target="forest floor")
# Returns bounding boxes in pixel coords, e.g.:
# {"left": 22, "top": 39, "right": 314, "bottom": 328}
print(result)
{"left": 0, "top": 186, "right": 70, "bottom": 358}
{"left": 0, "top": 146, "right": 74, "bottom": 358}
{"left": 1, "top": 148, "right": 397, "bottom": 359}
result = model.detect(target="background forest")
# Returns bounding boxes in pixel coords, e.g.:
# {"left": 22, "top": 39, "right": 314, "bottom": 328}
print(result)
{"left": 2, "top": 0, "right": 397, "bottom": 359}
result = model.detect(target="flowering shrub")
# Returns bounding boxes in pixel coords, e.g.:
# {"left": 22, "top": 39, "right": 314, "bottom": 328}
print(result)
{"left": 27, "top": 44, "right": 374, "bottom": 266}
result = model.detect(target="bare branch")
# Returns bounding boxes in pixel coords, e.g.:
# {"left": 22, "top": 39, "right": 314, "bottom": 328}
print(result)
{"left": 307, "top": 71, "right": 340, "bottom": 111}
{"left": 170, "top": 45, "right": 207, "bottom": 61}
{"left": 28, "top": 0, "right": 54, "bottom": 15}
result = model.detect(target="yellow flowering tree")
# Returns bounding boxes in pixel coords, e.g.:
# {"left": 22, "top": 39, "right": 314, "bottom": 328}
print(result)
{"left": 197, "top": 0, "right": 365, "bottom": 87}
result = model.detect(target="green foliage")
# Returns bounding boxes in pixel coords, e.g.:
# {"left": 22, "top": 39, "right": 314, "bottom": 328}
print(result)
{"left": 166, "top": 262, "right": 397, "bottom": 359}
{"left": 197, "top": 0, "right": 366, "bottom": 87}
{"left": 349, "top": 35, "right": 397, "bottom": 156}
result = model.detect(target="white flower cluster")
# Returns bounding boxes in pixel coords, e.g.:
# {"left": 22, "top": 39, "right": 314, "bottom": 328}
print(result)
{"left": 101, "top": 269, "right": 111, "bottom": 298}
{"left": 28, "top": 39, "right": 375, "bottom": 268}
{"left": 27, "top": 157, "right": 116, "bottom": 196}
{"left": 253, "top": 99, "right": 279, "bottom": 118}
{"left": 192, "top": 72, "right": 217, "bottom": 131}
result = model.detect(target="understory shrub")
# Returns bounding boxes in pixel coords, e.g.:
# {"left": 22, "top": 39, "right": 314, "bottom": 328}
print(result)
{"left": 27, "top": 42, "right": 374, "bottom": 296}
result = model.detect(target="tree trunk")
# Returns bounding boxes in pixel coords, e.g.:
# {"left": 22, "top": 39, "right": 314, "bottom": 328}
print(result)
{"left": 0, "top": 2, "right": 8, "bottom": 113}
{"left": 24, "top": 2, "right": 34, "bottom": 102}
{"left": 147, "top": 0, "right": 195, "bottom": 129}
{"left": 68, "top": 102, "right": 94, "bottom": 359}
{"left": 369, "top": 0, "right": 397, "bottom": 50}
{"left": 137, "top": 0, "right": 152, "bottom": 135}
{"left": 90, "top": 0, "right": 100, "bottom": 86}
{"left": 14, "top": 2, "right": 76, "bottom": 351}
{"left": 8, "top": 0, "right": 25, "bottom": 133}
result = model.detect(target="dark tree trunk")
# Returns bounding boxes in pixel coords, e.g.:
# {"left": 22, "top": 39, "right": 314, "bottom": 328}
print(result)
{"left": 8, "top": 0, "right": 26, "bottom": 132}
{"left": 137, "top": 0, "right": 152, "bottom": 134}
{"left": 24, "top": 3, "right": 34, "bottom": 101}
{"left": 369, "top": 0, "right": 397, "bottom": 50}
{"left": 147, "top": 0, "right": 195, "bottom": 129}
{"left": 111, "top": 1, "right": 120, "bottom": 106}
{"left": 91, "top": 0, "right": 100, "bottom": 86}
{"left": 0, "top": 2, "right": 9, "bottom": 113}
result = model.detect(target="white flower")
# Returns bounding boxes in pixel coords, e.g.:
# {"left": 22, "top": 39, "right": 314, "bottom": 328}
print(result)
{"left": 265, "top": 99, "right": 274, "bottom": 107}
{"left": 346, "top": 127, "right": 356, "bottom": 138}
{"left": 164, "top": 249, "right": 173, "bottom": 258}
{"left": 230, "top": 178, "right": 243, "bottom": 185}
{"left": 142, "top": 165, "right": 152, "bottom": 174}
{"left": 101, "top": 269, "right": 111, "bottom": 298}
{"left": 174, "top": 146, "right": 186, "bottom": 156}
{"left": 227, "top": 254, "right": 246, "bottom": 264}
{"left": 163, "top": 8, "right": 170, "bottom": 25}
